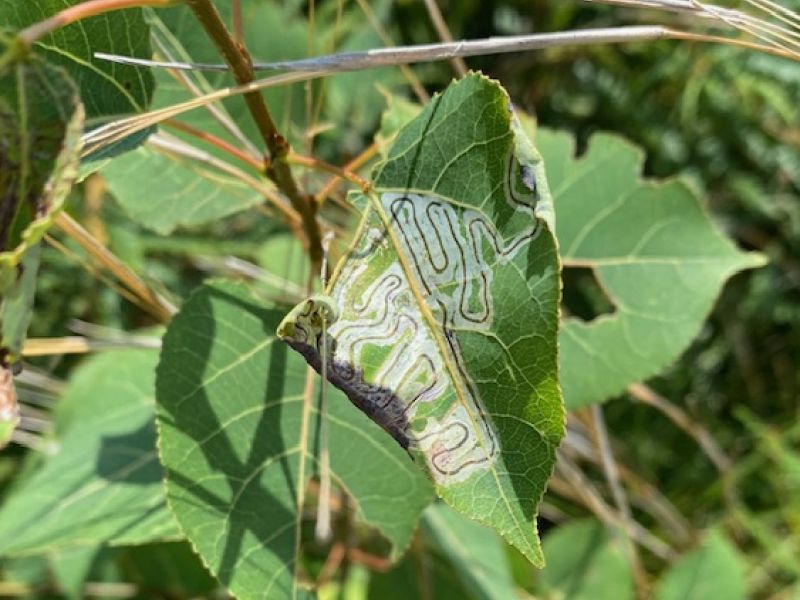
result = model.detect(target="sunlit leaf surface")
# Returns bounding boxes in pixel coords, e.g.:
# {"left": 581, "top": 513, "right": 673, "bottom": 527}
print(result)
{"left": 279, "top": 74, "right": 564, "bottom": 566}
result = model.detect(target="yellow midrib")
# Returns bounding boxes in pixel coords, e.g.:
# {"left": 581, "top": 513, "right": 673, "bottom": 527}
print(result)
{"left": 367, "top": 191, "right": 533, "bottom": 556}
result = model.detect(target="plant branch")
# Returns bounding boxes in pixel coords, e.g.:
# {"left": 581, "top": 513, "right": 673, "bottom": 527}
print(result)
{"left": 18, "top": 0, "right": 175, "bottom": 47}
{"left": 315, "top": 142, "right": 378, "bottom": 204}
{"left": 231, "top": 0, "right": 243, "bottom": 43}
{"left": 288, "top": 152, "right": 371, "bottom": 193}
{"left": 186, "top": 0, "right": 323, "bottom": 272}
{"left": 163, "top": 118, "right": 262, "bottom": 171}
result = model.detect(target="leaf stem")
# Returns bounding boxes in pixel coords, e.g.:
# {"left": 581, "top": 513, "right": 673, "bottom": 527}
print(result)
{"left": 163, "top": 119, "right": 263, "bottom": 172}
{"left": 186, "top": 0, "right": 323, "bottom": 273}
{"left": 315, "top": 142, "right": 378, "bottom": 203}
{"left": 161, "top": 119, "right": 367, "bottom": 207}
{"left": 289, "top": 153, "right": 371, "bottom": 194}
{"left": 18, "top": 0, "right": 175, "bottom": 47}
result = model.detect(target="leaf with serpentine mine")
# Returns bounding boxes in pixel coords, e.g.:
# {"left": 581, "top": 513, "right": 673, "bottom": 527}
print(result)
{"left": 278, "top": 73, "right": 564, "bottom": 566}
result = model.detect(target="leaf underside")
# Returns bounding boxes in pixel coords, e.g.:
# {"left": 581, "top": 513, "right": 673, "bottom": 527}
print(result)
{"left": 279, "top": 73, "right": 565, "bottom": 566}
{"left": 536, "top": 130, "right": 765, "bottom": 408}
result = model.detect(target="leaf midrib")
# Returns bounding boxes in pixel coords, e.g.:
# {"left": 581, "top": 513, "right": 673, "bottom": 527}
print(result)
{"left": 367, "top": 193, "right": 536, "bottom": 559}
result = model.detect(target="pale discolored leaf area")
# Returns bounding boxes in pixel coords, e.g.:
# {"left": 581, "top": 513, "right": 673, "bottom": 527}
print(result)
{"left": 278, "top": 74, "right": 564, "bottom": 566}
{"left": 0, "top": 351, "right": 178, "bottom": 556}
{"left": 536, "top": 130, "right": 766, "bottom": 409}
{"left": 155, "top": 282, "right": 433, "bottom": 600}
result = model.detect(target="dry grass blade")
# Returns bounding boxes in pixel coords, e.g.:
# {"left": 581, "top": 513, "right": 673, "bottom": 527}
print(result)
{"left": 54, "top": 213, "right": 177, "bottom": 321}
{"left": 562, "top": 421, "right": 693, "bottom": 544}
{"left": 628, "top": 382, "right": 732, "bottom": 472}
{"left": 149, "top": 19, "right": 262, "bottom": 158}
{"left": 551, "top": 451, "right": 678, "bottom": 560}
{"left": 588, "top": 405, "right": 646, "bottom": 593}
{"left": 422, "top": 0, "right": 468, "bottom": 76}
{"left": 585, "top": 0, "right": 800, "bottom": 58}
{"left": 147, "top": 133, "right": 302, "bottom": 229}
{"left": 22, "top": 336, "right": 160, "bottom": 357}
{"left": 88, "top": 20, "right": 800, "bottom": 158}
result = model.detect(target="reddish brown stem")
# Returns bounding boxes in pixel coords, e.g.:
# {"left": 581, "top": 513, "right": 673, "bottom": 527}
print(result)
{"left": 289, "top": 153, "right": 371, "bottom": 193}
{"left": 163, "top": 119, "right": 263, "bottom": 172}
{"left": 315, "top": 142, "right": 378, "bottom": 203}
{"left": 232, "top": 0, "right": 244, "bottom": 43}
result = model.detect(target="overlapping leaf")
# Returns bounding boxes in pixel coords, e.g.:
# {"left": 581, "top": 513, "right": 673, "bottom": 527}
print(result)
{"left": 0, "top": 351, "right": 178, "bottom": 555}
{"left": 537, "top": 519, "right": 634, "bottom": 600}
{"left": 0, "top": 35, "right": 83, "bottom": 292}
{"left": 654, "top": 530, "right": 745, "bottom": 600}
{"left": 421, "top": 503, "right": 518, "bottom": 600}
{"left": 536, "top": 130, "right": 765, "bottom": 408}
{"left": 0, "top": 0, "right": 154, "bottom": 123}
{"left": 101, "top": 143, "right": 271, "bottom": 235}
{"left": 155, "top": 282, "right": 433, "bottom": 600}
{"left": 1, "top": 36, "right": 83, "bottom": 414}
{"left": 279, "top": 74, "right": 564, "bottom": 566}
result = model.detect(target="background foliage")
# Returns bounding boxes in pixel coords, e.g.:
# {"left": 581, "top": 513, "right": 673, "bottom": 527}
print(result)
{"left": 1, "top": 0, "right": 798, "bottom": 598}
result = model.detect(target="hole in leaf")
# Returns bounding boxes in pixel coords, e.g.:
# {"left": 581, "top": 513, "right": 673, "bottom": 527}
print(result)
{"left": 561, "top": 267, "right": 615, "bottom": 322}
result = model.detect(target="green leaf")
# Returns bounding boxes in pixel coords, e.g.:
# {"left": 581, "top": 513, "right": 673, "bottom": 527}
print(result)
{"left": 121, "top": 542, "right": 221, "bottom": 597}
{"left": 278, "top": 74, "right": 564, "bottom": 566}
{"left": 101, "top": 143, "right": 271, "bottom": 235}
{"left": 0, "top": 245, "right": 40, "bottom": 446}
{"left": 367, "top": 546, "right": 477, "bottom": 600}
{"left": 0, "top": 350, "right": 178, "bottom": 556}
{"left": 654, "top": 530, "right": 745, "bottom": 600}
{"left": 0, "top": 37, "right": 83, "bottom": 291}
{"left": 0, "top": 0, "right": 154, "bottom": 122}
{"left": 375, "top": 90, "right": 422, "bottom": 159}
{"left": 421, "top": 503, "right": 518, "bottom": 600}
{"left": 536, "top": 129, "right": 766, "bottom": 408}
{"left": 156, "top": 282, "right": 433, "bottom": 600}
{"left": 1, "top": 244, "right": 40, "bottom": 363}
{"left": 538, "top": 519, "right": 634, "bottom": 600}
{"left": 256, "top": 233, "right": 309, "bottom": 301}
{"left": 49, "top": 546, "right": 99, "bottom": 599}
